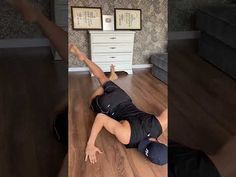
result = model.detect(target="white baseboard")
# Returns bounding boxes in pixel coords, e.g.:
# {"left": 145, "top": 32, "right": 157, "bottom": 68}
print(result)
{"left": 68, "top": 64, "right": 153, "bottom": 72}
{"left": 168, "top": 31, "right": 201, "bottom": 40}
{"left": 132, "top": 64, "right": 153, "bottom": 69}
{"left": 69, "top": 67, "right": 89, "bottom": 72}
{"left": 0, "top": 38, "right": 50, "bottom": 48}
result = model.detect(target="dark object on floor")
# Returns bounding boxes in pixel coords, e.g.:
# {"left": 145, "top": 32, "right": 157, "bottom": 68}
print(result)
{"left": 150, "top": 53, "right": 168, "bottom": 84}
{"left": 169, "top": 141, "right": 220, "bottom": 177}
{"left": 196, "top": 5, "right": 236, "bottom": 79}
{"left": 138, "top": 139, "right": 167, "bottom": 165}
{"left": 53, "top": 107, "right": 68, "bottom": 147}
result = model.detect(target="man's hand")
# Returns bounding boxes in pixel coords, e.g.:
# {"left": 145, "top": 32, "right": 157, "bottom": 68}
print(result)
{"left": 69, "top": 44, "right": 87, "bottom": 61}
{"left": 85, "top": 144, "right": 103, "bottom": 164}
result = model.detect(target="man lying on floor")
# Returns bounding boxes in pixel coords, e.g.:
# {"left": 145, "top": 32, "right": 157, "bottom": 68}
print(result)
{"left": 69, "top": 44, "right": 168, "bottom": 165}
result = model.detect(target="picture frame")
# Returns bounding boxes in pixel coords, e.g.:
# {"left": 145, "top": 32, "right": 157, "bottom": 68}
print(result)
{"left": 102, "top": 15, "right": 114, "bottom": 31}
{"left": 71, "top": 6, "right": 103, "bottom": 30}
{"left": 114, "top": 8, "right": 142, "bottom": 30}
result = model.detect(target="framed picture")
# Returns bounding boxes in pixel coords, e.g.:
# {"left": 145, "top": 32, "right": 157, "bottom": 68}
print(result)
{"left": 71, "top": 6, "right": 103, "bottom": 30}
{"left": 115, "top": 8, "right": 142, "bottom": 30}
{"left": 102, "top": 15, "right": 114, "bottom": 31}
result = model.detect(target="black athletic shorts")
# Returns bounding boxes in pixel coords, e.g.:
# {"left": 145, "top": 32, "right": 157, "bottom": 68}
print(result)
{"left": 90, "top": 81, "right": 132, "bottom": 117}
{"left": 125, "top": 113, "right": 163, "bottom": 148}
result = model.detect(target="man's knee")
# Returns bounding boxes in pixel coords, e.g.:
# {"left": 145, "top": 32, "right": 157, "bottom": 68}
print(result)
{"left": 90, "top": 87, "right": 104, "bottom": 101}
{"left": 96, "top": 113, "right": 107, "bottom": 123}
{"left": 96, "top": 113, "right": 106, "bottom": 118}
{"left": 99, "top": 75, "right": 109, "bottom": 85}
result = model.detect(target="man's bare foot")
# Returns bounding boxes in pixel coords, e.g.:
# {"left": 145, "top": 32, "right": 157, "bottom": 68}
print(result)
{"left": 109, "top": 64, "right": 118, "bottom": 81}
{"left": 7, "top": 0, "right": 41, "bottom": 23}
{"left": 69, "top": 44, "right": 86, "bottom": 61}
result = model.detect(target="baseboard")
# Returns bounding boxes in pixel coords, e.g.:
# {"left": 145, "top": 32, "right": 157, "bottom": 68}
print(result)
{"left": 168, "top": 31, "right": 201, "bottom": 40}
{"left": 68, "top": 64, "right": 153, "bottom": 72}
{"left": 69, "top": 67, "right": 89, "bottom": 72}
{"left": 132, "top": 64, "right": 153, "bottom": 69}
{"left": 0, "top": 38, "right": 50, "bottom": 48}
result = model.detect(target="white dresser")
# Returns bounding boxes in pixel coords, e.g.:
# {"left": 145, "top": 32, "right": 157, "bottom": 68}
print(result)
{"left": 89, "top": 31, "right": 135, "bottom": 74}
{"left": 50, "top": 0, "right": 67, "bottom": 60}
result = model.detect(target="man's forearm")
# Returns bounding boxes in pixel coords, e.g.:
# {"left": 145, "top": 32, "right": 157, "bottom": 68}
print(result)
{"left": 87, "top": 114, "right": 105, "bottom": 145}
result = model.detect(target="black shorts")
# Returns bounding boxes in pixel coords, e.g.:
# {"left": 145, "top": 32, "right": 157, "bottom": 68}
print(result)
{"left": 90, "top": 81, "right": 131, "bottom": 117}
{"left": 126, "top": 114, "right": 163, "bottom": 148}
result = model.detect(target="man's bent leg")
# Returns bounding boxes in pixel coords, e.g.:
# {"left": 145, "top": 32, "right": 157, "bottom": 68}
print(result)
{"left": 156, "top": 109, "right": 168, "bottom": 133}
{"left": 90, "top": 86, "right": 104, "bottom": 104}
{"left": 89, "top": 64, "right": 120, "bottom": 104}
{"left": 109, "top": 64, "right": 118, "bottom": 81}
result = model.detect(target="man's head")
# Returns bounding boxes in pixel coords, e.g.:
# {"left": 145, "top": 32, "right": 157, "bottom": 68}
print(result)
{"left": 138, "top": 139, "right": 167, "bottom": 165}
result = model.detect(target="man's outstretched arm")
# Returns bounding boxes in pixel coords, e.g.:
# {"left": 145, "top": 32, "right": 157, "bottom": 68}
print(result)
{"left": 69, "top": 44, "right": 109, "bottom": 85}
{"left": 85, "top": 113, "right": 130, "bottom": 164}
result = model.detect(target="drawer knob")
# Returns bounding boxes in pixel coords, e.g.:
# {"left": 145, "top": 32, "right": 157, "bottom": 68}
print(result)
{"left": 110, "top": 57, "right": 116, "bottom": 58}
{"left": 110, "top": 37, "right": 117, "bottom": 39}
{"left": 110, "top": 47, "right": 116, "bottom": 49}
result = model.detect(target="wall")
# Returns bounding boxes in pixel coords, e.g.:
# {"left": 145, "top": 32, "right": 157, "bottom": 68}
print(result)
{"left": 0, "top": 0, "right": 50, "bottom": 39}
{"left": 168, "top": 0, "right": 232, "bottom": 31}
{"left": 69, "top": 0, "right": 168, "bottom": 68}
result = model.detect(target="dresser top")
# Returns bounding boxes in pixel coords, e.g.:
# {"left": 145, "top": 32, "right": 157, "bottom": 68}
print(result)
{"left": 89, "top": 30, "right": 135, "bottom": 34}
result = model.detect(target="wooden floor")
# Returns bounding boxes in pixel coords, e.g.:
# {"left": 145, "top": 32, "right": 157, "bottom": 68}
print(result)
{"left": 69, "top": 69, "right": 168, "bottom": 177}
{"left": 0, "top": 47, "right": 67, "bottom": 177}
{"left": 168, "top": 40, "right": 236, "bottom": 154}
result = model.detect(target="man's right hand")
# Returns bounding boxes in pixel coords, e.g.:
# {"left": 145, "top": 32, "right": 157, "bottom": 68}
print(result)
{"left": 69, "top": 44, "right": 87, "bottom": 61}
{"left": 85, "top": 143, "right": 103, "bottom": 164}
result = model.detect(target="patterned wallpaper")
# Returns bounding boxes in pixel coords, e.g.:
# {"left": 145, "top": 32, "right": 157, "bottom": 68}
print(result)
{"left": 169, "top": 0, "right": 233, "bottom": 31}
{"left": 0, "top": 0, "right": 50, "bottom": 39}
{"left": 69, "top": 0, "right": 168, "bottom": 67}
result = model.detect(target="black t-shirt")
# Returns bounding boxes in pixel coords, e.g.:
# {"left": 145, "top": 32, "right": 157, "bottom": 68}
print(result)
{"left": 112, "top": 101, "right": 152, "bottom": 121}
{"left": 169, "top": 141, "right": 221, "bottom": 177}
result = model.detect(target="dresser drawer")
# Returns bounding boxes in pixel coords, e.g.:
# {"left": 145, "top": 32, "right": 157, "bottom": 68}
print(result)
{"left": 91, "top": 34, "right": 134, "bottom": 44}
{"left": 92, "top": 53, "right": 132, "bottom": 63}
{"left": 91, "top": 44, "right": 133, "bottom": 53}
{"left": 89, "top": 31, "right": 135, "bottom": 74}
{"left": 96, "top": 62, "right": 132, "bottom": 72}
